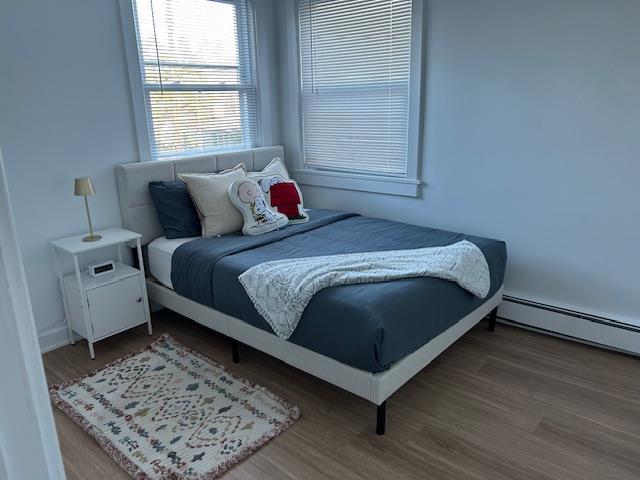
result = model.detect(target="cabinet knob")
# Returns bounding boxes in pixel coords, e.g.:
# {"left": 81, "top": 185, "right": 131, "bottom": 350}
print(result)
{"left": 136, "top": 297, "right": 142, "bottom": 303}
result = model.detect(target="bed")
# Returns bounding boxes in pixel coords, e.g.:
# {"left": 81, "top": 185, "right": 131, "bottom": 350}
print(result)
{"left": 116, "top": 146, "right": 507, "bottom": 434}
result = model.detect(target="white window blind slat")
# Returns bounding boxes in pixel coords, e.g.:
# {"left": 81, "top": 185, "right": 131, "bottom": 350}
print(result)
{"left": 298, "top": 0, "right": 412, "bottom": 176}
{"left": 131, "top": 0, "right": 258, "bottom": 160}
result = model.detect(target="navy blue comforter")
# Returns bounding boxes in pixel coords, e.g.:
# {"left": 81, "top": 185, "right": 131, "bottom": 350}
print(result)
{"left": 172, "top": 209, "right": 507, "bottom": 372}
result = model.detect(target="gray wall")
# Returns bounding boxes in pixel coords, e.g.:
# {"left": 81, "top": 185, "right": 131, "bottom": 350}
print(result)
{"left": 297, "top": 0, "right": 640, "bottom": 323}
{"left": 0, "top": 0, "right": 281, "bottom": 347}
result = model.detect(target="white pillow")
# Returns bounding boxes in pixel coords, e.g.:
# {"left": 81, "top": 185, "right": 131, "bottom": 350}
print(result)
{"left": 248, "top": 157, "right": 292, "bottom": 207}
{"left": 180, "top": 164, "right": 246, "bottom": 237}
{"left": 228, "top": 177, "right": 288, "bottom": 236}
{"left": 248, "top": 157, "right": 290, "bottom": 180}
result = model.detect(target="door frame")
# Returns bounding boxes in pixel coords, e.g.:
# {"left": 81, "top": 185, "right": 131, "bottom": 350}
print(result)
{"left": 0, "top": 145, "right": 66, "bottom": 479}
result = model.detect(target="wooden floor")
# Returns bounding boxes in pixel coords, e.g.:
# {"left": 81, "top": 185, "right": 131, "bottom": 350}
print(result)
{"left": 44, "top": 310, "right": 640, "bottom": 480}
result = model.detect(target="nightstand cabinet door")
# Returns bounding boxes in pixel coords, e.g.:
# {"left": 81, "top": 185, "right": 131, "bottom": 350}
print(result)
{"left": 86, "top": 275, "right": 146, "bottom": 340}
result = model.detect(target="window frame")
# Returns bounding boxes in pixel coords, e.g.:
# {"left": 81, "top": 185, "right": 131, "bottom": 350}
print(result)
{"left": 284, "top": 0, "right": 424, "bottom": 197}
{"left": 119, "top": 0, "right": 266, "bottom": 162}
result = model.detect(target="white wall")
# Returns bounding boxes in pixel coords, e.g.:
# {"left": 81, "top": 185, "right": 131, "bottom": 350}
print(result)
{"left": 0, "top": 0, "right": 281, "bottom": 350}
{"left": 0, "top": 0, "right": 139, "bottom": 349}
{"left": 0, "top": 147, "right": 65, "bottom": 479}
{"left": 1, "top": 0, "right": 638, "bottom": 351}
{"left": 292, "top": 0, "right": 640, "bottom": 326}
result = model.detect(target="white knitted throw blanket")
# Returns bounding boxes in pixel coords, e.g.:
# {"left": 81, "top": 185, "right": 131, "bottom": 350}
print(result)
{"left": 238, "top": 240, "right": 490, "bottom": 339}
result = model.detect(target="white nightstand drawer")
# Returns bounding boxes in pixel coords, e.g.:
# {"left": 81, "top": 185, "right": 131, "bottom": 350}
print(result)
{"left": 87, "top": 275, "right": 146, "bottom": 340}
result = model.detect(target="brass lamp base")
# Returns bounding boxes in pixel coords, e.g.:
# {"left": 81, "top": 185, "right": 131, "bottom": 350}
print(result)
{"left": 82, "top": 234, "right": 102, "bottom": 242}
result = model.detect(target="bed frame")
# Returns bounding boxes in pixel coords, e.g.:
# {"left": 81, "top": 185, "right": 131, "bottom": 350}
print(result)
{"left": 116, "top": 146, "right": 503, "bottom": 434}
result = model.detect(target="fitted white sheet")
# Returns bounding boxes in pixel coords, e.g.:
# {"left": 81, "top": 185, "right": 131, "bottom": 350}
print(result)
{"left": 147, "top": 236, "right": 198, "bottom": 289}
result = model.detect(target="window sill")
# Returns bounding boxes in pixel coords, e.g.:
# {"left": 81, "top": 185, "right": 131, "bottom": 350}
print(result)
{"left": 292, "top": 169, "right": 421, "bottom": 197}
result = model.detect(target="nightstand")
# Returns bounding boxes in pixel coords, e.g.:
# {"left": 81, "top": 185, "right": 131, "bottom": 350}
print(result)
{"left": 51, "top": 228, "right": 152, "bottom": 359}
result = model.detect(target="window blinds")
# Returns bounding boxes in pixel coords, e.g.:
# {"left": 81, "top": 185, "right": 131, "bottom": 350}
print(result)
{"left": 298, "top": 0, "right": 412, "bottom": 176}
{"left": 131, "top": 0, "right": 257, "bottom": 160}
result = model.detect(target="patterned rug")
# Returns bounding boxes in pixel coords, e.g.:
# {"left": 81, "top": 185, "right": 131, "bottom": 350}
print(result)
{"left": 50, "top": 334, "right": 300, "bottom": 479}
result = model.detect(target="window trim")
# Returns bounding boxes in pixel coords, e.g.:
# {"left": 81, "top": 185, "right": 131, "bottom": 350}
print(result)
{"left": 292, "top": 168, "right": 421, "bottom": 197}
{"left": 284, "top": 0, "right": 424, "bottom": 197}
{"left": 119, "top": 0, "right": 267, "bottom": 162}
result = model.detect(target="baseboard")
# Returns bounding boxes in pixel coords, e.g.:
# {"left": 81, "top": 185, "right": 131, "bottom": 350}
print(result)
{"left": 39, "top": 295, "right": 638, "bottom": 357}
{"left": 39, "top": 306, "right": 163, "bottom": 353}
{"left": 38, "top": 323, "right": 73, "bottom": 353}
{"left": 498, "top": 296, "right": 640, "bottom": 356}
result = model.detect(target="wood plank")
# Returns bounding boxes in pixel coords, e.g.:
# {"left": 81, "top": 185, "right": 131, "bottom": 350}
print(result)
{"left": 478, "top": 357, "right": 640, "bottom": 438}
{"left": 533, "top": 409, "right": 640, "bottom": 477}
{"left": 44, "top": 310, "right": 640, "bottom": 480}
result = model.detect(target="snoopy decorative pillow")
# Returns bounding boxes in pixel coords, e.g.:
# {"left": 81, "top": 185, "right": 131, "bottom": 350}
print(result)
{"left": 269, "top": 180, "right": 309, "bottom": 224}
{"left": 248, "top": 158, "right": 291, "bottom": 203}
{"left": 228, "top": 178, "right": 289, "bottom": 236}
{"left": 247, "top": 158, "right": 309, "bottom": 224}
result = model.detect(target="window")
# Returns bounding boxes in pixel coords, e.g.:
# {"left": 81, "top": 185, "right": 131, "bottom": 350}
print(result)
{"left": 298, "top": 0, "right": 415, "bottom": 179}
{"left": 129, "top": 0, "right": 258, "bottom": 160}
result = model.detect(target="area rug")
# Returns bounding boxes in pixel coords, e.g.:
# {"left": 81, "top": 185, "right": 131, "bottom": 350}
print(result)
{"left": 49, "top": 334, "right": 300, "bottom": 480}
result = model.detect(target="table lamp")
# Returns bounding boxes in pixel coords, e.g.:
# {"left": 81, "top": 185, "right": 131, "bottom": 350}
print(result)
{"left": 74, "top": 177, "right": 102, "bottom": 242}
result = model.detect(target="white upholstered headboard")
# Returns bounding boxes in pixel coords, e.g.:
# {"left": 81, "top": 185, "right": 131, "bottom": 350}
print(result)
{"left": 115, "top": 146, "right": 284, "bottom": 245}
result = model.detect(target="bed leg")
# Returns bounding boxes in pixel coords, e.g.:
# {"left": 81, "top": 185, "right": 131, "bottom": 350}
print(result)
{"left": 232, "top": 340, "right": 240, "bottom": 363}
{"left": 488, "top": 307, "right": 498, "bottom": 332}
{"left": 376, "top": 401, "right": 386, "bottom": 435}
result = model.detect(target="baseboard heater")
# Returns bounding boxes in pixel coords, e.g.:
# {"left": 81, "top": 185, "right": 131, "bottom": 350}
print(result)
{"left": 498, "top": 295, "right": 640, "bottom": 356}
